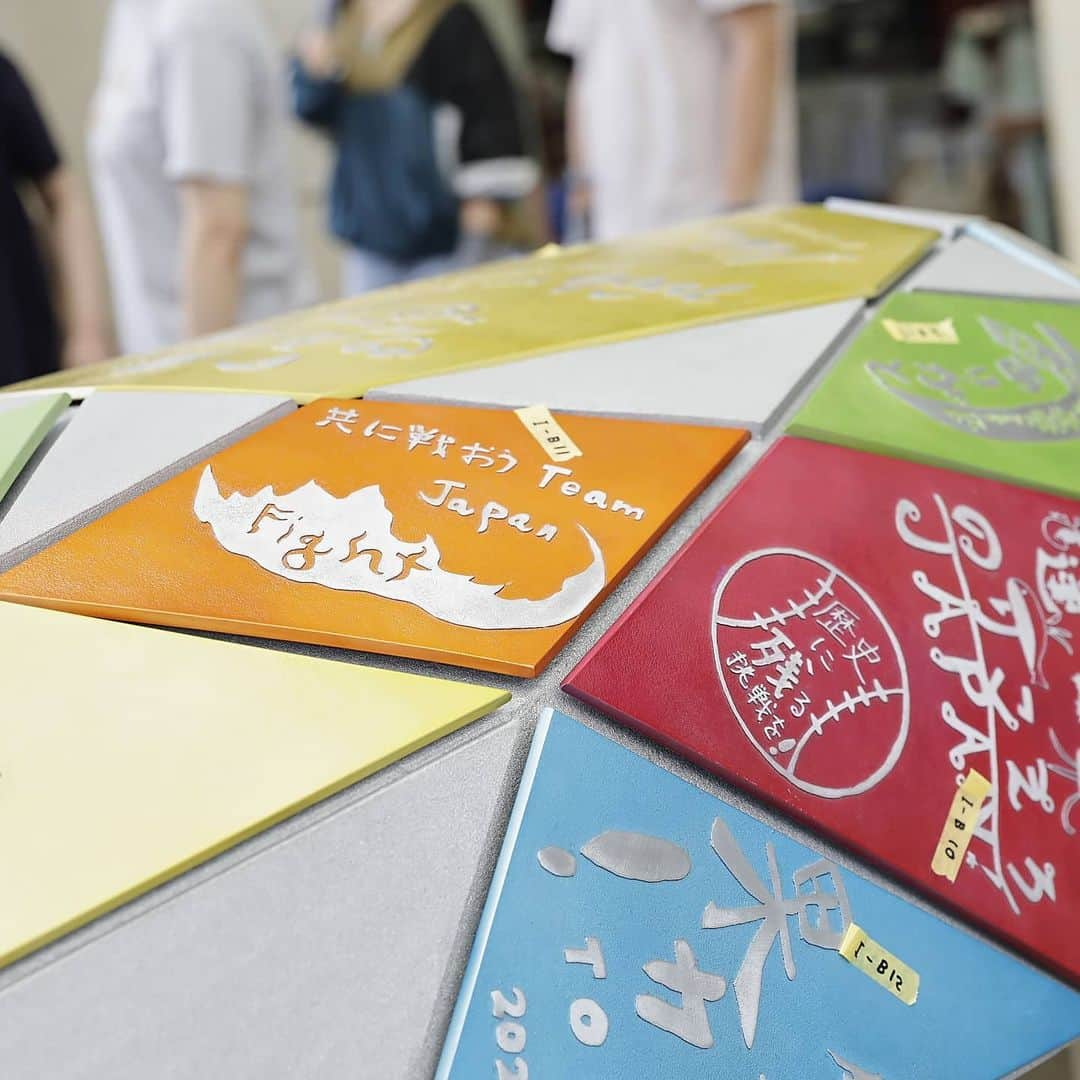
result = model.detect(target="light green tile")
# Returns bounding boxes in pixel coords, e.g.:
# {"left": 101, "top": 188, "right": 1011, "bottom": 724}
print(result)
{"left": 790, "top": 292, "right": 1080, "bottom": 498}
{"left": 0, "top": 392, "right": 70, "bottom": 502}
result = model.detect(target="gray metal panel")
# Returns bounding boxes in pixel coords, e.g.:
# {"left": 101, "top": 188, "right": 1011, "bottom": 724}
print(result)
{"left": 904, "top": 235, "right": 1080, "bottom": 303}
{"left": 825, "top": 197, "right": 978, "bottom": 238}
{"left": 966, "top": 220, "right": 1080, "bottom": 290}
{"left": 367, "top": 301, "right": 863, "bottom": 434}
{"left": 0, "top": 716, "right": 525, "bottom": 1080}
{"left": 0, "top": 390, "right": 295, "bottom": 571}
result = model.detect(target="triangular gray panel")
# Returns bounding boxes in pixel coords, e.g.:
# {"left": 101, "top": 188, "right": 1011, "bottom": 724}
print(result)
{"left": 825, "top": 197, "right": 979, "bottom": 238}
{"left": 369, "top": 300, "right": 863, "bottom": 434}
{"left": 905, "top": 235, "right": 1080, "bottom": 302}
{"left": 0, "top": 390, "right": 294, "bottom": 571}
{"left": 0, "top": 718, "right": 521, "bottom": 1080}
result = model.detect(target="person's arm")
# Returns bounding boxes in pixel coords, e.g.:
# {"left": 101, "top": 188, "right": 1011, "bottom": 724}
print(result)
{"left": 158, "top": 12, "right": 267, "bottom": 339}
{"left": 716, "top": 2, "right": 781, "bottom": 208}
{"left": 292, "top": 2, "right": 347, "bottom": 130}
{"left": 416, "top": 6, "right": 540, "bottom": 239}
{"left": 296, "top": 24, "right": 339, "bottom": 79}
{"left": 2, "top": 52, "right": 110, "bottom": 366}
{"left": 179, "top": 180, "right": 248, "bottom": 337}
{"left": 291, "top": 49, "right": 345, "bottom": 129}
{"left": 39, "top": 168, "right": 111, "bottom": 368}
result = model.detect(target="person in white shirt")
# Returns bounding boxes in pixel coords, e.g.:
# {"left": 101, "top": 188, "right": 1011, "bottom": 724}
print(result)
{"left": 548, "top": 0, "right": 798, "bottom": 242}
{"left": 90, "top": 0, "right": 316, "bottom": 354}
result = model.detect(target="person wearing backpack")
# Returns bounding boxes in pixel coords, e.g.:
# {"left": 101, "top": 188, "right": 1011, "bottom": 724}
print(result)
{"left": 293, "top": 0, "right": 540, "bottom": 295}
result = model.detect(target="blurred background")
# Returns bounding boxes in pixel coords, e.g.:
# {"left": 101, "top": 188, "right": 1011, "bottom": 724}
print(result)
{"left": 6, "top": 0, "right": 1080, "bottom": 317}
{"left": 2, "top": 2, "right": 1079, "bottom": 1073}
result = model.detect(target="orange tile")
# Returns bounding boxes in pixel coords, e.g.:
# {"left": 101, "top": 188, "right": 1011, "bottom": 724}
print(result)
{"left": 0, "top": 401, "right": 747, "bottom": 676}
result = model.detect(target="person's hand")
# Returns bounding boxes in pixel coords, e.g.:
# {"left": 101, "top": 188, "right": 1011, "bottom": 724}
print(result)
{"left": 991, "top": 112, "right": 1044, "bottom": 149}
{"left": 566, "top": 172, "right": 591, "bottom": 219}
{"left": 461, "top": 198, "right": 501, "bottom": 238}
{"left": 297, "top": 29, "right": 340, "bottom": 78}
{"left": 63, "top": 327, "right": 110, "bottom": 369}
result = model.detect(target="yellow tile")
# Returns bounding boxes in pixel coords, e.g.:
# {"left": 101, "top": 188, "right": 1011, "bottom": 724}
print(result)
{"left": 5, "top": 207, "right": 935, "bottom": 403}
{"left": 0, "top": 601, "right": 508, "bottom": 969}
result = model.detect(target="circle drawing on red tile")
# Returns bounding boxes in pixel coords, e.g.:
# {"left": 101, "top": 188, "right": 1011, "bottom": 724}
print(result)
{"left": 712, "top": 547, "right": 910, "bottom": 798}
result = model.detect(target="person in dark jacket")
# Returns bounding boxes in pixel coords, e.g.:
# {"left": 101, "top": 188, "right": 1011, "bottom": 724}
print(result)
{"left": 0, "top": 49, "right": 108, "bottom": 384}
{"left": 294, "top": 0, "right": 540, "bottom": 294}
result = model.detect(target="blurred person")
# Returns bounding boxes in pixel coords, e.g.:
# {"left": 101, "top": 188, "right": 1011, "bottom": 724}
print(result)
{"left": 90, "top": 0, "right": 316, "bottom": 355}
{"left": 0, "top": 49, "right": 109, "bottom": 384}
{"left": 943, "top": 3, "right": 1053, "bottom": 247}
{"left": 548, "top": 0, "right": 798, "bottom": 241}
{"left": 293, "top": 0, "right": 540, "bottom": 294}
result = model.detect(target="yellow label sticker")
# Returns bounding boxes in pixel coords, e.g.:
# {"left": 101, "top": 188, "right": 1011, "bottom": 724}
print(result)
{"left": 839, "top": 922, "right": 919, "bottom": 1005}
{"left": 514, "top": 405, "right": 583, "bottom": 463}
{"left": 931, "top": 768, "right": 992, "bottom": 882}
{"left": 882, "top": 316, "right": 958, "bottom": 344}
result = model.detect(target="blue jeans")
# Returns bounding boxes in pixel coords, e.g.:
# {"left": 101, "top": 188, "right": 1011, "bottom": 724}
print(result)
{"left": 342, "top": 234, "right": 516, "bottom": 296}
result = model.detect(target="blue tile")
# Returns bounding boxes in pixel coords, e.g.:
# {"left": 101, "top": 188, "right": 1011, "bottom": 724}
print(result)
{"left": 438, "top": 710, "right": 1080, "bottom": 1079}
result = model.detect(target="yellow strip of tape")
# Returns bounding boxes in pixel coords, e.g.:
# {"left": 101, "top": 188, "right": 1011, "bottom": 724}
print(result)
{"left": 931, "top": 768, "right": 992, "bottom": 883}
{"left": 881, "top": 316, "right": 959, "bottom": 344}
{"left": 839, "top": 922, "right": 919, "bottom": 1006}
{"left": 514, "top": 405, "right": 583, "bottom": 464}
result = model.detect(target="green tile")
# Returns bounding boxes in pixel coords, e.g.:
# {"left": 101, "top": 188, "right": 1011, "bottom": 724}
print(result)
{"left": 790, "top": 292, "right": 1080, "bottom": 498}
{"left": 0, "top": 393, "right": 70, "bottom": 502}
